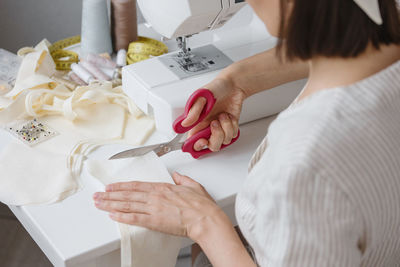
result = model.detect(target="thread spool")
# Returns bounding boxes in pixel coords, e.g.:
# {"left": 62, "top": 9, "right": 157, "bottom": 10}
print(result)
{"left": 112, "top": 78, "right": 122, "bottom": 87}
{"left": 86, "top": 53, "right": 117, "bottom": 69}
{"left": 116, "top": 49, "right": 127, "bottom": 67}
{"left": 111, "top": 0, "right": 138, "bottom": 52}
{"left": 51, "top": 75, "right": 78, "bottom": 91}
{"left": 81, "top": 0, "right": 113, "bottom": 57}
{"left": 68, "top": 71, "right": 87, "bottom": 86}
{"left": 99, "top": 67, "right": 119, "bottom": 80}
{"left": 71, "top": 63, "right": 94, "bottom": 84}
{"left": 80, "top": 59, "right": 111, "bottom": 81}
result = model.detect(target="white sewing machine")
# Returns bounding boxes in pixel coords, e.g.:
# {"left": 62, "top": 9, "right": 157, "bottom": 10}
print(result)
{"left": 123, "top": 0, "right": 306, "bottom": 137}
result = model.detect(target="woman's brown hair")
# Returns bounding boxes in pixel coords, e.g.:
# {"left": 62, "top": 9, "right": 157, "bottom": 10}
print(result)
{"left": 277, "top": 0, "right": 400, "bottom": 60}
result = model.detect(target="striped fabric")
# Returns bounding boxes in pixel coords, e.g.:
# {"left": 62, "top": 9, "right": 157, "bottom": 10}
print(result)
{"left": 248, "top": 135, "right": 268, "bottom": 173}
{"left": 236, "top": 60, "right": 400, "bottom": 266}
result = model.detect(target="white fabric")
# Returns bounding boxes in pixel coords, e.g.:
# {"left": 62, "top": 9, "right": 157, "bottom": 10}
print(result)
{"left": 353, "top": 0, "right": 383, "bottom": 25}
{"left": 0, "top": 142, "right": 79, "bottom": 205}
{"left": 86, "top": 152, "right": 183, "bottom": 267}
{"left": 236, "top": 60, "right": 400, "bottom": 266}
{"left": 0, "top": 42, "right": 154, "bottom": 206}
{"left": 0, "top": 40, "right": 179, "bottom": 267}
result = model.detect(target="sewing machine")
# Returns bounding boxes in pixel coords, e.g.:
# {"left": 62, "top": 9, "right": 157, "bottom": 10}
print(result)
{"left": 123, "top": 0, "right": 306, "bottom": 137}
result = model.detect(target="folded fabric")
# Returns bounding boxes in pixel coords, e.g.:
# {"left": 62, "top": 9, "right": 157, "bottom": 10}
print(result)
{"left": 86, "top": 152, "right": 183, "bottom": 267}
{"left": 0, "top": 142, "right": 79, "bottom": 205}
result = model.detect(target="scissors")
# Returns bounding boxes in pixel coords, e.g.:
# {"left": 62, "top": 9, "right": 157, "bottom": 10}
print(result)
{"left": 109, "top": 89, "right": 240, "bottom": 159}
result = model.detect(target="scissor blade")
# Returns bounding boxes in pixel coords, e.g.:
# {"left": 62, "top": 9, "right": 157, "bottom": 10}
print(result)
{"left": 155, "top": 141, "right": 185, "bottom": 157}
{"left": 109, "top": 144, "right": 162, "bottom": 160}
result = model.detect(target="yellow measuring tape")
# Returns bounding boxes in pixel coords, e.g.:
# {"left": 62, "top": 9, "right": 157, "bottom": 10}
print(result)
{"left": 127, "top": 37, "right": 168, "bottom": 65}
{"left": 49, "top": 35, "right": 167, "bottom": 69}
{"left": 49, "top": 35, "right": 81, "bottom": 71}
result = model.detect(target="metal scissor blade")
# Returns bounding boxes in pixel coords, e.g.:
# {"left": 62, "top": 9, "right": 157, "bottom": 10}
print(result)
{"left": 154, "top": 141, "right": 185, "bottom": 157}
{"left": 109, "top": 135, "right": 185, "bottom": 160}
{"left": 108, "top": 143, "right": 163, "bottom": 160}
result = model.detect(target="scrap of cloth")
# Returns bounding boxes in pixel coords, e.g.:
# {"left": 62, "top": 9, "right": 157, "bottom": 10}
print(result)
{"left": 0, "top": 40, "right": 154, "bottom": 206}
{"left": 86, "top": 152, "right": 183, "bottom": 267}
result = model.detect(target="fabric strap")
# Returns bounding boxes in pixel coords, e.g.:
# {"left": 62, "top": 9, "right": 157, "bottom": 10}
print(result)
{"left": 86, "top": 152, "right": 183, "bottom": 267}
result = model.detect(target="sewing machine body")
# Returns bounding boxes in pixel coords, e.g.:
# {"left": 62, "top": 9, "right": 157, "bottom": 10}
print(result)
{"left": 137, "top": 0, "right": 247, "bottom": 39}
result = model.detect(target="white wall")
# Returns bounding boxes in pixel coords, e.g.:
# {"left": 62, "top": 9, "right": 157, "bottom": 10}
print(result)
{"left": 0, "top": 0, "right": 144, "bottom": 53}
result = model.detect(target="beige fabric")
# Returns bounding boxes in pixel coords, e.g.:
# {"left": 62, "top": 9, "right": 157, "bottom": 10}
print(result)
{"left": 0, "top": 40, "right": 181, "bottom": 267}
{"left": 0, "top": 41, "right": 154, "bottom": 206}
{"left": 0, "top": 142, "right": 79, "bottom": 205}
{"left": 247, "top": 135, "right": 268, "bottom": 173}
{"left": 86, "top": 152, "right": 183, "bottom": 267}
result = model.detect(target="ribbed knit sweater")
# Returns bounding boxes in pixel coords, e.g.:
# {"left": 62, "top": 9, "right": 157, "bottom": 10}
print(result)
{"left": 236, "top": 60, "right": 400, "bottom": 266}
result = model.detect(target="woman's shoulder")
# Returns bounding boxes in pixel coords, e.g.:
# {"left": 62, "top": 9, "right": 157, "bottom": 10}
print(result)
{"left": 264, "top": 60, "right": 400, "bottom": 176}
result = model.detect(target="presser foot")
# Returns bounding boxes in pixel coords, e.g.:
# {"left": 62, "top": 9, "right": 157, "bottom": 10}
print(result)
{"left": 158, "top": 44, "right": 233, "bottom": 79}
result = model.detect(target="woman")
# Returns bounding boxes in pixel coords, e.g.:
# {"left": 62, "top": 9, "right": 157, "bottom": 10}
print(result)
{"left": 94, "top": 0, "right": 400, "bottom": 265}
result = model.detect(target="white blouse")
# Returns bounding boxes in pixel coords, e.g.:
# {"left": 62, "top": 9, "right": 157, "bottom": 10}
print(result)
{"left": 236, "top": 60, "right": 400, "bottom": 266}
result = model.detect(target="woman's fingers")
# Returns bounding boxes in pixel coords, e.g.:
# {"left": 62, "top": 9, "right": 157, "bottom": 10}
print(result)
{"left": 208, "top": 120, "right": 225, "bottom": 151}
{"left": 109, "top": 212, "right": 151, "bottom": 227}
{"left": 188, "top": 120, "right": 210, "bottom": 138}
{"left": 207, "top": 114, "right": 236, "bottom": 151}
{"left": 191, "top": 113, "right": 237, "bottom": 151}
{"left": 95, "top": 200, "right": 149, "bottom": 214}
{"left": 181, "top": 97, "right": 207, "bottom": 127}
{"left": 219, "top": 113, "right": 234, "bottom": 145}
{"left": 106, "top": 181, "right": 153, "bottom": 192}
{"left": 172, "top": 172, "right": 200, "bottom": 188}
{"left": 92, "top": 176, "right": 218, "bottom": 236}
{"left": 230, "top": 114, "right": 239, "bottom": 138}
{"left": 93, "top": 191, "right": 147, "bottom": 202}
{"left": 194, "top": 138, "right": 208, "bottom": 151}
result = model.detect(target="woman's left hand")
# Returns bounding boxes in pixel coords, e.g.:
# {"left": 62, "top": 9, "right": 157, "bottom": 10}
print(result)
{"left": 93, "top": 172, "right": 226, "bottom": 240}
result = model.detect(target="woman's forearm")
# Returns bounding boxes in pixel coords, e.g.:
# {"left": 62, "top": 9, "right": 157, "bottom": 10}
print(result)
{"left": 191, "top": 210, "right": 257, "bottom": 267}
{"left": 218, "top": 47, "right": 309, "bottom": 98}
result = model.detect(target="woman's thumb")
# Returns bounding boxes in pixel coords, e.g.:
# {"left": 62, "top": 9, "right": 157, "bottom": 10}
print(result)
{"left": 181, "top": 97, "right": 207, "bottom": 127}
{"left": 172, "top": 172, "right": 197, "bottom": 186}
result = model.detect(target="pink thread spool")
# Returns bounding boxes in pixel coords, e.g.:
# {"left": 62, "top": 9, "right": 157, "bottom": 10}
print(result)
{"left": 71, "top": 63, "right": 94, "bottom": 84}
{"left": 80, "top": 59, "right": 111, "bottom": 81}
{"left": 99, "top": 67, "right": 118, "bottom": 80}
{"left": 68, "top": 71, "right": 87, "bottom": 86}
{"left": 86, "top": 53, "right": 117, "bottom": 69}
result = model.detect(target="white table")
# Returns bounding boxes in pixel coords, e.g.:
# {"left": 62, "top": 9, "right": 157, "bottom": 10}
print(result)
{"left": 5, "top": 116, "right": 275, "bottom": 267}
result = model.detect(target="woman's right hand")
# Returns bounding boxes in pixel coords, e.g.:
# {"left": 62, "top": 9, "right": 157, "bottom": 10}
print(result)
{"left": 181, "top": 77, "right": 247, "bottom": 152}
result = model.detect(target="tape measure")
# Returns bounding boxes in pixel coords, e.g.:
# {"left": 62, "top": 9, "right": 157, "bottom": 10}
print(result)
{"left": 49, "top": 35, "right": 81, "bottom": 71}
{"left": 49, "top": 35, "right": 167, "bottom": 69}
{"left": 127, "top": 37, "right": 168, "bottom": 65}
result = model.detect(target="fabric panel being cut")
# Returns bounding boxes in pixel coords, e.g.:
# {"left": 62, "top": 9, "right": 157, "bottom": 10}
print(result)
{"left": 86, "top": 152, "right": 183, "bottom": 267}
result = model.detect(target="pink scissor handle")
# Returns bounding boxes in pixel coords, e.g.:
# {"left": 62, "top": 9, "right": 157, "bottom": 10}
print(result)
{"left": 182, "top": 127, "right": 241, "bottom": 159}
{"left": 173, "top": 89, "right": 216, "bottom": 134}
